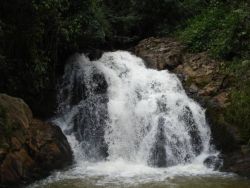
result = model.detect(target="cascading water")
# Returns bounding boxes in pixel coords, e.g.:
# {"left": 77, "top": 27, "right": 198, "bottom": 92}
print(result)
{"left": 50, "top": 51, "right": 221, "bottom": 185}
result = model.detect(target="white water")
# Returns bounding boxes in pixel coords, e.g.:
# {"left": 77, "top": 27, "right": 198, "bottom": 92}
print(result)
{"left": 38, "top": 51, "right": 222, "bottom": 186}
{"left": 96, "top": 52, "right": 210, "bottom": 164}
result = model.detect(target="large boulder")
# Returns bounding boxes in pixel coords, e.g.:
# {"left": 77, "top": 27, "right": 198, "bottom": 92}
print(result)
{"left": 135, "top": 37, "right": 185, "bottom": 70}
{"left": 0, "top": 94, "right": 72, "bottom": 187}
{"left": 134, "top": 37, "right": 250, "bottom": 177}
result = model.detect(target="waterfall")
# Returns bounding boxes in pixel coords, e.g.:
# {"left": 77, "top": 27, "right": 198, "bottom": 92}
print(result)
{"left": 55, "top": 51, "right": 220, "bottom": 175}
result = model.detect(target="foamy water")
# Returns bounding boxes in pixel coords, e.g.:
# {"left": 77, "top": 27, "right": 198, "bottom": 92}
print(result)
{"left": 28, "top": 51, "right": 233, "bottom": 188}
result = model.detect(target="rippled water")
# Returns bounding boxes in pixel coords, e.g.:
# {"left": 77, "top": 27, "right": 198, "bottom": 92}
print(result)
{"left": 30, "top": 169, "right": 250, "bottom": 188}
{"left": 29, "top": 159, "right": 250, "bottom": 188}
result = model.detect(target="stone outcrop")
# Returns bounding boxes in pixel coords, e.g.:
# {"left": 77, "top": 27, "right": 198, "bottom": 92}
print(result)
{"left": 135, "top": 38, "right": 185, "bottom": 70}
{"left": 134, "top": 37, "right": 250, "bottom": 177}
{"left": 135, "top": 37, "right": 230, "bottom": 108}
{"left": 0, "top": 94, "right": 72, "bottom": 187}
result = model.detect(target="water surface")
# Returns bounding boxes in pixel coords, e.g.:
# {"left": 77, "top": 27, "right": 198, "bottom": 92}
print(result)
{"left": 30, "top": 160, "right": 250, "bottom": 188}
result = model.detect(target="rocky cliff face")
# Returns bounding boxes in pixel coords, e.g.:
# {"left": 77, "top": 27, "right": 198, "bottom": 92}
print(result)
{"left": 135, "top": 38, "right": 230, "bottom": 107}
{"left": 135, "top": 37, "right": 250, "bottom": 177}
{"left": 0, "top": 94, "right": 72, "bottom": 187}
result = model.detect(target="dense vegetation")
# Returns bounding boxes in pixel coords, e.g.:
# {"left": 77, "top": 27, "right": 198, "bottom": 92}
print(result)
{"left": 176, "top": 1, "right": 250, "bottom": 143}
{"left": 178, "top": 1, "right": 249, "bottom": 60}
{"left": 0, "top": 0, "right": 249, "bottom": 141}
{"left": 224, "top": 60, "right": 250, "bottom": 143}
{"left": 0, "top": 0, "right": 189, "bottom": 117}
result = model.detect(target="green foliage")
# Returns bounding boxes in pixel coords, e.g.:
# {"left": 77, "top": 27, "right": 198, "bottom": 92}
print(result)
{"left": 103, "top": 0, "right": 140, "bottom": 44}
{"left": 178, "top": 0, "right": 207, "bottom": 12}
{"left": 178, "top": 2, "right": 249, "bottom": 59}
{"left": 61, "top": 0, "right": 110, "bottom": 48}
{"left": 0, "top": 0, "right": 112, "bottom": 115}
{"left": 103, "top": 0, "right": 190, "bottom": 43}
{"left": 224, "top": 60, "right": 250, "bottom": 143}
{"left": 133, "top": 0, "right": 185, "bottom": 35}
{"left": 225, "top": 87, "right": 250, "bottom": 143}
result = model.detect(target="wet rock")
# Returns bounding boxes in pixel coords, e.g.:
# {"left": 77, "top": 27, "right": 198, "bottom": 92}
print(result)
{"left": 181, "top": 106, "right": 202, "bottom": 155}
{"left": 0, "top": 94, "right": 72, "bottom": 187}
{"left": 204, "top": 155, "right": 223, "bottom": 170}
{"left": 150, "top": 118, "right": 167, "bottom": 167}
{"left": 92, "top": 73, "right": 108, "bottom": 94}
{"left": 70, "top": 71, "right": 109, "bottom": 161}
{"left": 72, "top": 95, "right": 109, "bottom": 161}
{"left": 71, "top": 73, "right": 87, "bottom": 105}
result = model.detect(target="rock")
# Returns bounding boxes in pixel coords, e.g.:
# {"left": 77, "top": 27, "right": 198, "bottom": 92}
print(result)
{"left": 150, "top": 118, "right": 167, "bottom": 167}
{"left": 135, "top": 37, "right": 185, "bottom": 70}
{"left": 174, "top": 52, "right": 227, "bottom": 104}
{"left": 211, "top": 92, "right": 230, "bottom": 108}
{"left": 135, "top": 38, "right": 230, "bottom": 109}
{"left": 181, "top": 106, "right": 202, "bottom": 155}
{"left": 189, "top": 84, "right": 199, "bottom": 94}
{"left": 204, "top": 155, "right": 223, "bottom": 170}
{"left": 0, "top": 94, "right": 72, "bottom": 187}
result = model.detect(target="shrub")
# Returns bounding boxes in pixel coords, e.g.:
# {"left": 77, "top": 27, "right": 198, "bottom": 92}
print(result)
{"left": 225, "top": 87, "right": 250, "bottom": 143}
{"left": 224, "top": 60, "right": 250, "bottom": 143}
{"left": 178, "top": 2, "right": 249, "bottom": 59}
